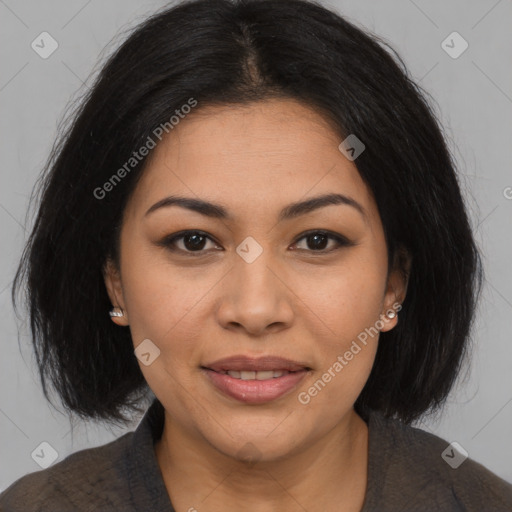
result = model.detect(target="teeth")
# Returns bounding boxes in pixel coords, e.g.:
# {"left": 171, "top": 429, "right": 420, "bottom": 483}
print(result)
{"left": 256, "top": 371, "right": 275, "bottom": 380}
{"left": 226, "top": 370, "right": 290, "bottom": 380}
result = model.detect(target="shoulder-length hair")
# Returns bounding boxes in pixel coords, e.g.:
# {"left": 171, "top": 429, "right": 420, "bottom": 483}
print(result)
{"left": 12, "top": 0, "right": 482, "bottom": 425}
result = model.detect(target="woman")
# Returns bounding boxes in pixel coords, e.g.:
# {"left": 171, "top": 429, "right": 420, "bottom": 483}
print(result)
{"left": 2, "top": 0, "right": 511, "bottom": 510}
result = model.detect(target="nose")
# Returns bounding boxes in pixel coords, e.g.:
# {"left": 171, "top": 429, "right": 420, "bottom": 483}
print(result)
{"left": 215, "top": 243, "right": 294, "bottom": 337}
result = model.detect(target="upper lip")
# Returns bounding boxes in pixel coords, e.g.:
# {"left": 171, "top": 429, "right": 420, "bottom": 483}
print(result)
{"left": 203, "top": 355, "right": 311, "bottom": 373}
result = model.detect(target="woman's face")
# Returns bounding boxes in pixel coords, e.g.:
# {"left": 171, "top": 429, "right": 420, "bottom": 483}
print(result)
{"left": 104, "top": 98, "right": 407, "bottom": 461}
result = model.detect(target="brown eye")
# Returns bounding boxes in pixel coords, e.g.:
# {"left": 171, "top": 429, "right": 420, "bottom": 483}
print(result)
{"left": 160, "top": 230, "right": 220, "bottom": 255}
{"left": 159, "top": 229, "right": 352, "bottom": 257}
{"left": 292, "top": 230, "right": 352, "bottom": 253}
{"left": 180, "top": 233, "right": 208, "bottom": 251}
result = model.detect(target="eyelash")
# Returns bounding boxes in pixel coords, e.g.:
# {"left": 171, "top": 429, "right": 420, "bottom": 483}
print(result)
{"left": 159, "top": 229, "right": 353, "bottom": 256}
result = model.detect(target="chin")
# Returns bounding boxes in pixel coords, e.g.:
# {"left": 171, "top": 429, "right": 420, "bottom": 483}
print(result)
{"left": 205, "top": 425, "right": 306, "bottom": 465}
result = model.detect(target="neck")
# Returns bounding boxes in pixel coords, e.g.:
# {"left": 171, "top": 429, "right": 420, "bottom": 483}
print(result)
{"left": 155, "top": 409, "right": 369, "bottom": 512}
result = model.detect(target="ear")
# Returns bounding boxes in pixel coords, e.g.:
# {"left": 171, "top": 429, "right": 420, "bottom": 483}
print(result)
{"left": 379, "top": 246, "right": 411, "bottom": 332}
{"left": 103, "top": 257, "right": 129, "bottom": 326}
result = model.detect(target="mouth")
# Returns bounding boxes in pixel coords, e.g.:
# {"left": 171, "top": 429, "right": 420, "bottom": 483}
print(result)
{"left": 206, "top": 369, "right": 301, "bottom": 380}
{"left": 202, "top": 354, "right": 312, "bottom": 373}
{"left": 200, "top": 355, "right": 312, "bottom": 404}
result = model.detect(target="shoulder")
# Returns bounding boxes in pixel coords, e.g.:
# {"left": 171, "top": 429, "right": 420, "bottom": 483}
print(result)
{"left": 366, "top": 410, "right": 512, "bottom": 511}
{"left": 0, "top": 432, "right": 134, "bottom": 512}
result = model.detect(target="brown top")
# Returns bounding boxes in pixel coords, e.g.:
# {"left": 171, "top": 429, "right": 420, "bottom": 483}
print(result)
{"left": 1, "top": 398, "right": 511, "bottom": 511}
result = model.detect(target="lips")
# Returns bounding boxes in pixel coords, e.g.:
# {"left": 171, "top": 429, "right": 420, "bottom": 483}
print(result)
{"left": 201, "top": 355, "right": 311, "bottom": 404}
{"left": 223, "top": 370, "right": 290, "bottom": 380}
{"left": 203, "top": 355, "right": 311, "bottom": 373}
{"left": 202, "top": 368, "right": 309, "bottom": 404}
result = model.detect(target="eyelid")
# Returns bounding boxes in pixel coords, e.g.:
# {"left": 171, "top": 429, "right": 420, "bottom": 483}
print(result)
{"left": 158, "top": 229, "right": 353, "bottom": 255}
{"left": 158, "top": 230, "right": 221, "bottom": 255}
{"left": 293, "top": 229, "right": 352, "bottom": 246}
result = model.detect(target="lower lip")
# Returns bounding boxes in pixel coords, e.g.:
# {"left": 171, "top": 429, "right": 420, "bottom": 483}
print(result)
{"left": 202, "top": 368, "right": 308, "bottom": 404}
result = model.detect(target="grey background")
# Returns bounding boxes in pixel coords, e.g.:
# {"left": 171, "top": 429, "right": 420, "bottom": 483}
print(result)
{"left": 1, "top": 0, "right": 511, "bottom": 491}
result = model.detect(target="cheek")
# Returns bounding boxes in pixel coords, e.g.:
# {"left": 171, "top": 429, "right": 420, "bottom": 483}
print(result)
{"left": 118, "top": 245, "right": 202, "bottom": 346}
{"left": 120, "top": 257, "right": 213, "bottom": 414}
{"left": 297, "top": 345, "right": 377, "bottom": 430}
{"left": 291, "top": 254, "right": 385, "bottom": 402}
{"left": 125, "top": 276, "right": 213, "bottom": 349}
{"left": 295, "top": 255, "right": 387, "bottom": 340}
{"left": 296, "top": 271, "right": 382, "bottom": 414}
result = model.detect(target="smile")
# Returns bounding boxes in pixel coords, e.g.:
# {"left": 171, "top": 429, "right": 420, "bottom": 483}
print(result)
{"left": 218, "top": 370, "right": 293, "bottom": 380}
{"left": 202, "top": 367, "right": 309, "bottom": 404}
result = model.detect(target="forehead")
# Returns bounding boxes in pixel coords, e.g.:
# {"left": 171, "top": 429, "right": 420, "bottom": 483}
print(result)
{"left": 127, "top": 99, "right": 377, "bottom": 223}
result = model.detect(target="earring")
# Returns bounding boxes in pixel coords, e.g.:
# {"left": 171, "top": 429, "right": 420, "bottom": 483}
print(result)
{"left": 109, "top": 307, "right": 124, "bottom": 318}
{"left": 385, "top": 308, "right": 398, "bottom": 319}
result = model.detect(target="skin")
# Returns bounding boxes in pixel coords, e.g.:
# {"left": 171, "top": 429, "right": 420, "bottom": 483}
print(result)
{"left": 104, "top": 98, "right": 409, "bottom": 512}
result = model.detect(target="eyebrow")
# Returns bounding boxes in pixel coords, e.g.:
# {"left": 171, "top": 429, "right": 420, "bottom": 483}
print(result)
{"left": 144, "top": 192, "right": 367, "bottom": 223}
